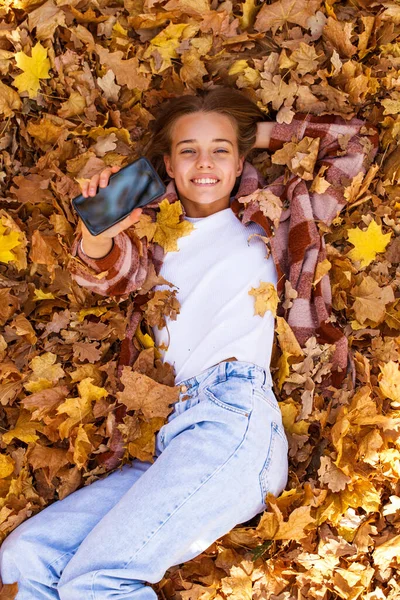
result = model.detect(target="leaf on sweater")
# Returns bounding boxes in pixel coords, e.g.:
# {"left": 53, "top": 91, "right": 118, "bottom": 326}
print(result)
{"left": 248, "top": 281, "right": 278, "bottom": 317}
{"left": 134, "top": 199, "right": 194, "bottom": 251}
{"left": 347, "top": 220, "right": 392, "bottom": 268}
{"left": 154, "top": 199, "right": 195, "bottom": 251}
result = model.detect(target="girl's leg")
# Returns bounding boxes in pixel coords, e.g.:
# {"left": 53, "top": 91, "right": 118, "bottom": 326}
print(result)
{"left": 0, "top": 457, "right": 154, "bottom": 599}
{"left": 56, "top": 361, "right": 288, "bottom": 600}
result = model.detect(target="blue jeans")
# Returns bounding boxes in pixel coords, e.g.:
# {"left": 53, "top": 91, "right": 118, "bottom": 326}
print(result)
{"left": 0, "top": 360, "right": 288, "bottom": 599}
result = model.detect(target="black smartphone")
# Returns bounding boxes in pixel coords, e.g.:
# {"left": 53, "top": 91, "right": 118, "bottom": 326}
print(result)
{"left": 71, "top": 156, "right": 166, "bottom": 236}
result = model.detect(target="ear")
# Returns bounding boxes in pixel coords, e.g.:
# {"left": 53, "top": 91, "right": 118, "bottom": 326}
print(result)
{"left": 236, "top": 155, "right": 245, "bottom": 177}
{"left": 163, "top": 154, "right": 174, "bottom": 179}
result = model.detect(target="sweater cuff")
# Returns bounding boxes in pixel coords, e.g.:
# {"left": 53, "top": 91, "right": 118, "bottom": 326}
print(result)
{"left": 76, "top": 235, "right": 119, "bottom": 273}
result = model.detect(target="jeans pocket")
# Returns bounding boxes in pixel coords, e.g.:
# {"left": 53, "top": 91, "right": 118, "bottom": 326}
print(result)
{"left": 204, "top": 378, "right": 252, "bottom": 418}
{"left": 259, "top": 421, "right": 289, "bottom": 506}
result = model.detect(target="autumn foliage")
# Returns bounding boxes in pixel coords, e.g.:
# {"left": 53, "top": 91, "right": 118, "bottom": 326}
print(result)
{"left": 1, "top": 0, "right": 400, "bottom": 598}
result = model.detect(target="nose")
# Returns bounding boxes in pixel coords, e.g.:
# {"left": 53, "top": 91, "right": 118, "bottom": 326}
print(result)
{"left": 196, "top": 151, "right": 214, "bottom": 169}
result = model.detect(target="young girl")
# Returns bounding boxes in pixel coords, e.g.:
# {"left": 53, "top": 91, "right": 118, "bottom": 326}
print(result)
{"left": 0, "top": 88, "right": 378, "bottom": 599}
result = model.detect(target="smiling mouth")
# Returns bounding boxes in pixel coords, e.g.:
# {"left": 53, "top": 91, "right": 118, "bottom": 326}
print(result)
{"left": 191, "top": 179, "right": 220, "bottom": 186}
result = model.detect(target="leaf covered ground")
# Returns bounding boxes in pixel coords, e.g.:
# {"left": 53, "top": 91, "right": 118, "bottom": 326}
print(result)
{"left": 1, "top": 0, "right": 400, "bottom": 598}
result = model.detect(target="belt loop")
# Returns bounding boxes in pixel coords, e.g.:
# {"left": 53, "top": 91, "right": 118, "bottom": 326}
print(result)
{"left": 264, "top": 369, "right": 273, "bottom": 388}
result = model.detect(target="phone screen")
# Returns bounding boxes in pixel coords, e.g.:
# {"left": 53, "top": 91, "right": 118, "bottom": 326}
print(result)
{"left": 72, "top": 157, "right": 166, "bottom": 236}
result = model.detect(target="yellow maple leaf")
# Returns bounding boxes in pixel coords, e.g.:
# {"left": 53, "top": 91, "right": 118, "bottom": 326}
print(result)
{"left": 249, "top": 281, "right": 278, "bottom": 317}
{"left": 347, "top": 220, "right": 392, "bottom": 268}
{"left": 154, "top": 199, "right": 194, "bottom": 252}
{"left": 0, "top": 221, "right": 22, "bottom": 264}
{"left": 13, "top": 41, "right": 51, "bottom": 99}
{"left": 134, "top": 213, "right": 157, "bottom": 242}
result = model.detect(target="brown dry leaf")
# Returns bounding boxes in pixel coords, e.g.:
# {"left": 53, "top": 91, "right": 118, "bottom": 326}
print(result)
{"left": 351, "top": 276, "right": 394, "bottom": 325}
{"left": 144, "top": 289, "right": 180, "bottom": 329}
{"left": 271, "top": 136, "right": 320, "bottom": 180}
{"left": 318, "top": 456, "right": 351, "bottom": 493}
{"left": 238, "top": 188, "right": 283, "bottom": 229}
{"left": 254, "top": 0, "right": 321, "bottom": 35}
{"left": 220, "top": 564, "right": 252, "bottom": 600}
{"left": 257, "top": 495, "right": 315, "bottom": 541}
{"left": 117, "top": 367, "right": 179, "bottom": 419}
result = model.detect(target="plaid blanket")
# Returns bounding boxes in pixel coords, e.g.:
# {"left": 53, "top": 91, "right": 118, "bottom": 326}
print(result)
{"left": 68, "top": 113, "right": 379, "bottom": 384}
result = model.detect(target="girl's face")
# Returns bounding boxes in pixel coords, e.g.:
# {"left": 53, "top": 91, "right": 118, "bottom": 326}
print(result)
{"left": 163, "top": 111, "right": 245, "bottom": 217}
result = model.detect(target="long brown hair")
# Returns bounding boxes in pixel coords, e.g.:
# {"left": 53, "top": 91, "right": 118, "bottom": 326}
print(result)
{"left": 143, "top": 87, "right": 266, "bottom": 184}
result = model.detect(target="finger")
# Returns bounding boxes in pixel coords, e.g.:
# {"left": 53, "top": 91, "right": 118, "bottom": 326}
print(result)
{"left": 99, "top": 165, "right": 120, "bottom": 187}
{"left": 88, "top": 174, "right": 101, "bottom": 196}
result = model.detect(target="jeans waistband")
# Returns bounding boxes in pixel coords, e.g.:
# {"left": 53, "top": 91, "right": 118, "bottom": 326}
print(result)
{"left": 177, "top": 360, "right": 273, "bottom": 394}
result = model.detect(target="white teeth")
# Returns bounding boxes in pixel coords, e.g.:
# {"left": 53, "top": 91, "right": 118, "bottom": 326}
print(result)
{"left": 192, "top": 178, "right": 218, "bottom": 184}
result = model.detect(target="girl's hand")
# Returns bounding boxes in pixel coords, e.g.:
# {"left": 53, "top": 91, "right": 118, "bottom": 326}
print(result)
{"left": 253, "top": 121, "right": 276, "bottom": 150}
{"left": 78, "top": 165, "right": 143, "bottom": 258}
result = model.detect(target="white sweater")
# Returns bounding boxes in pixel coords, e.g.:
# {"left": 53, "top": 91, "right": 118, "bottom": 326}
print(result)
{"left": 152, "top": 206, "right": 278, "bottom": 385}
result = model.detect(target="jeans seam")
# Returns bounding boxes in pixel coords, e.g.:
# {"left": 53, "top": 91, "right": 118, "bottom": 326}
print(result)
{"left": 253, "top": 389, "right": 282, "bottom": 416}
{"left": 122, "top": 413, "right": 252, "bottom": 570}
{"left": 46, "top": 548, "right": 77, "bottom": 577}
{"left": 259, "top": 422, "right": 278, "bottom": 505}
{"left": 91, "top": 569, "right": 100, "bottom": 600}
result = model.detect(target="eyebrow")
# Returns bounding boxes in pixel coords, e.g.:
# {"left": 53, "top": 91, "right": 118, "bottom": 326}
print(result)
{"left": 176, "top": 138, "right": 233, "bottom": 147}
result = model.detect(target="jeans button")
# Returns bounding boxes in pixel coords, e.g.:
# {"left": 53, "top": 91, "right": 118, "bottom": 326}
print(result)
{"left": 180, "top": 384, "right": 188, "bottom": 392}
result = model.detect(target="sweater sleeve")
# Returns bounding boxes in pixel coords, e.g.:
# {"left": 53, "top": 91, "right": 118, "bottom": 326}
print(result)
{"left": 268, "top": 112, "right": 380, "bottom": 223}
{"left": 68, "top": 230, "right": 149, "bottom": 297}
